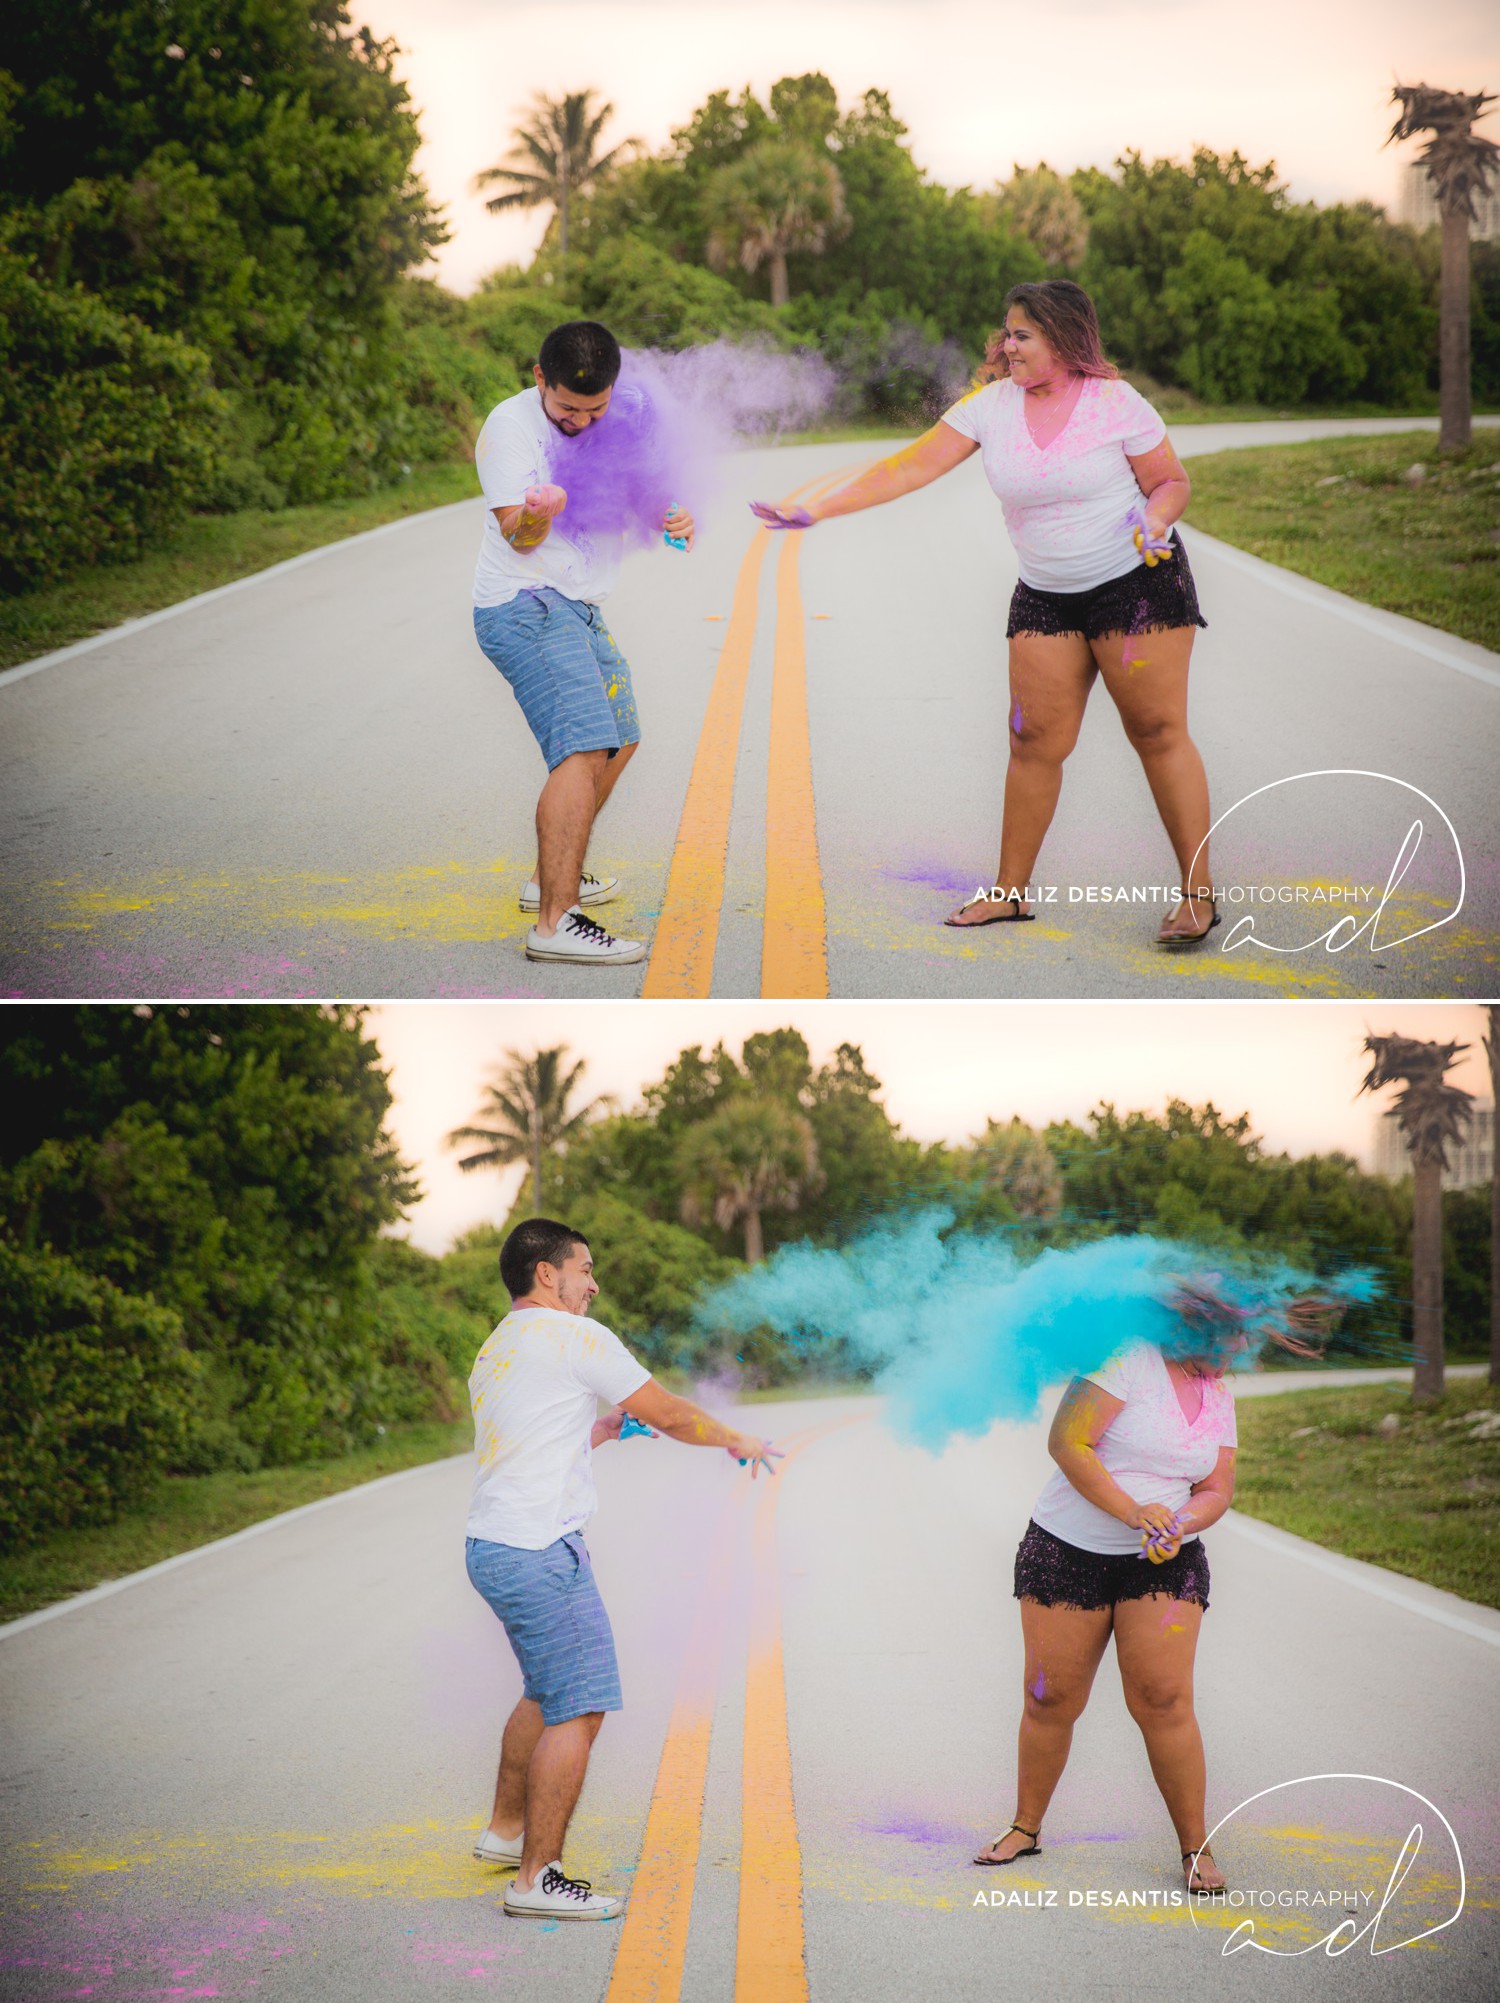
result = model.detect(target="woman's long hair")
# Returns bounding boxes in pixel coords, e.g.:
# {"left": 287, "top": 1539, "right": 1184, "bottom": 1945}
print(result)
{"left": 979, "top": 279, "right": 1118, "bottom": 384}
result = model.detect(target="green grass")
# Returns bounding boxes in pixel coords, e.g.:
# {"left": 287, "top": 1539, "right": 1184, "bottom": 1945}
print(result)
{"left": 1185, "top": 430, "right": 1500, "bottom": 649}
{"left": 0, "top": 462, "right": 479, "bottom": 674}
{"left": 4, "top": 411, "right": 1489, "bottom": 676}
{"left": 1232, "top": 1379, "right": 1500, "bottom": 1609}
{"left": 0, "top": 1418, "right": 473, "bottom": 1625}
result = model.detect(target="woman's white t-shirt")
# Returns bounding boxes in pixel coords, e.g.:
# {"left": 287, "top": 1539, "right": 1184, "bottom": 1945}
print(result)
{"left": 466, "top": 1305, "right": 650, "bottom": 1549}
{"left": 1030, "top": 1342, "right": 1237, "bottom": 1555}
{"left": 940, "top": 375, "right": 1167, "bottom": 593}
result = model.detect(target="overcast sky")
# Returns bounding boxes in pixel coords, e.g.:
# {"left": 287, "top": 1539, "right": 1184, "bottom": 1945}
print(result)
{"left": 362, "top": 0, "right": 1500, "bottom": 293}
{"left": 369, "top": 1001, "right": 1493, "bottom": 1252}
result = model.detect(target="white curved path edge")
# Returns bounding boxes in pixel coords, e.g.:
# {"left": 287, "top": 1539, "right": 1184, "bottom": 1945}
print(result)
{"left": 4, "top": 1364, "right": 1491, "bottom": 1645}
{"left": 2, "top": 414, "right": 1495, "bottom": 695}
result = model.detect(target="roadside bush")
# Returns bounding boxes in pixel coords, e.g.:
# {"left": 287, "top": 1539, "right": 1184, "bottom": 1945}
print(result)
{"left": 0, "top": 1240, "right": 197, "bottom": 1549}
{"left": 0, "top": 252, "right": 225, "bottom": 591}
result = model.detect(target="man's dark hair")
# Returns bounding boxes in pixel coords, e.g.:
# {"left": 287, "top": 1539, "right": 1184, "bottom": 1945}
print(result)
{"left": 499, "top": 1216, "right": 589, "bottom": 1298}
{"left": 537, "top": 321, "right": 621, "bottom": 396}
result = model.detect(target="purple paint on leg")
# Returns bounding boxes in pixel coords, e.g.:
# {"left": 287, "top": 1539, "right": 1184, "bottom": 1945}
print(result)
{"left": 1030, "top": 1670, "right": 1046, "bottom": 1700}
{"left": 1010, "top": 701, "right": 1024, "bottom": 734}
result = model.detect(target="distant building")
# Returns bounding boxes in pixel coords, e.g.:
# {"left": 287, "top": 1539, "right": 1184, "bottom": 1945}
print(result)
{"left": 1398, "top": 160, "right": 1500, "bottom": 240}
{"left": 1374, "top": 1101, "right": 1494, "bottom": 1189}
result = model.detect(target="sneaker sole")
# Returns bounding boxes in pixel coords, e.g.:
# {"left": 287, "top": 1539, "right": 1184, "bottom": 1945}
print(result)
{"left": 502, "top": 1902, "right": 622, "bottom": 1921}
{"left": 519, "top": 891, "right": 617, "bottom": 912}
{"left": 524, "top": 942, "right": 646, "bottom": 965}
{"left": 473, "top": 1850, "right": 522, "bottom": 1866}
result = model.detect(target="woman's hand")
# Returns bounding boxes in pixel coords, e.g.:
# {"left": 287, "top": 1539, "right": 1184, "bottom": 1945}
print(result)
{"left": 1126, "top": 501, "right": 1173, "bottom": 566}
{"left": 749, "top": 501, "right": 815, "bottom": 531}
{"left": 1135, "top": 1501, "right": 1182, "bottom": 1560}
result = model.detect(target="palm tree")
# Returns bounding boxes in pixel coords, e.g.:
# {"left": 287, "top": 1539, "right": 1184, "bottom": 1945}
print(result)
{"left": 994, "top": 164, "right": 1089, "bottom": 272}
{"left": 1386, "top": 83, "right": 1500, "bottom": 451}
{"left": 1486, "top": 1006, "right": 1500, "bottom": 1388}
{"left": 447, "top": 1045, "right": 610, "bottom": 1215}
{"left": 473, "top": 90, "right": 638, "bottom": 258}
{"left": 677, "top": 1098, "right": 824, "bottom": 1263}
{"left": 702, "top": 139, "right": 848, "bottom": 307}
{"left": 971, "top": 1117, "right": 1064, "bottom": 1219}
{"left": 1359, "top": 1033, "right": 1475, "bottom": 1404}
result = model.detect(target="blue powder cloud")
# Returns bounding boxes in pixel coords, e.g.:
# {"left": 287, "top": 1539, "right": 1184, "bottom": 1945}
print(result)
{"left": 694, "top": 1215, "right": 1380, "bottom": 1451}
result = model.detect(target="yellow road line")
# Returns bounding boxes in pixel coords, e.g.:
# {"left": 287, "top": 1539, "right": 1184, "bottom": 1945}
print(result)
{"left": 760, "top": 464, "right": 870, "bottom": 998}
{"left": 641, "top": 477, "right": 827, "bottom": 1000}
{"left": 602, "top": 1481, "right": 746, "bottom": 2003}
{"left": 735, "top": 1414, "right": 868, "bottom": 2001}
{"left": 761, "top": 527, "right": 824, "bottom": 998}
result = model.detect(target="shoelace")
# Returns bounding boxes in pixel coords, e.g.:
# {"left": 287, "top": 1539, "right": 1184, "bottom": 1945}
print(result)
{"left": 541, "top": 1865, "right": 594, "bottom": 1901}
{"left": 564, "top": 911, "right": 616, "bottom": 947}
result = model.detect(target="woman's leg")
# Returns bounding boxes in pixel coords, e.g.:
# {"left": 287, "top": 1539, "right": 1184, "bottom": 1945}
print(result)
{"left": 975, "top": 1597, "right": 1113, "bottom": 1861}
{"left": 1092, "top": 627, "right": 1213, "bottom": 941}
{"left": 948, "top": 632, "right": 1096, "bottom": 924}
{"left": 1112, "top": 1594, "right": 1225, "bottom": 1889}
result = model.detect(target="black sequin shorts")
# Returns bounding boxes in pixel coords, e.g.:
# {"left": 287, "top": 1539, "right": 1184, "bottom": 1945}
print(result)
{"left": 1013, "top": 1518, "right": 1211, "bottom": 1612}
{"left": 1006, "top": 536, "right": 1207, "bottom": 641}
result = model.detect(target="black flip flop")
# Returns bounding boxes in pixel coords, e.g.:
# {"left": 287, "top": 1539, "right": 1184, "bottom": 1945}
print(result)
{"left": 945, "top": 894, "right": 1036, "bottom": 928}
{"left": 1156, "top": 891, "right": 1219, "bottom": 949}
{"left": 1183, "top": 1847, "right": 1225, "bottom": 1896}
{"left": 974, "top": 1822, "right": 1041, "bottom": 1866}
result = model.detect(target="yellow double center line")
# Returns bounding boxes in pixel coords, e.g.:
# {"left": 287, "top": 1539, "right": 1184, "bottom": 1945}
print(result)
{"left": 603, "top": 1417, "right": 867, "bottom": 2003}
{"left": 641, "top": 469, "right": 858, "bottom": 1001}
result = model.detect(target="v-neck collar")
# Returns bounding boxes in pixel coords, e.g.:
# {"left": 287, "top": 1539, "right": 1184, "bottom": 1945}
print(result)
{"left": 1020, "top": 373, "right": 1088, "bottom": 453}
{"left": 1152, "top": 1344, "right": 1214, "bottom": 1430}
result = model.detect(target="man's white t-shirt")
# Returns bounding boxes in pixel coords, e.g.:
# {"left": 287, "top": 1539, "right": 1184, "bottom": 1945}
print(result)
{"left": 940, "top": 375, "right": 1167, "bottom": 593}
{"left": 472, "top": 387, "right": 624, "bottom": 610}
{"left": 1030, "top": 1342, "right": 1237, "bottom": 1555}
{"left": 466, "top": 1304, "right": 651, "bottom": 1549}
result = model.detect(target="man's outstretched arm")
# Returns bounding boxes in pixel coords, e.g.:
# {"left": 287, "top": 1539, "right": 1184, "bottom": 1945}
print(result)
{"left": 621, "top": 1377, "right": 782, "bottom": 1477}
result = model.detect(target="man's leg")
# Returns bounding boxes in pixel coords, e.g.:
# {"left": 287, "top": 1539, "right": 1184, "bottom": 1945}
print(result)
{"left": 486, "top": 1696, "right": 543, "bottom": 1843}
{"left": 516, "top": 1711, "right": 605, "bottom": 1887}
{"left": 528, "top": 740, "right": 637, "bottom": 896}
{"left": 535, "top": 749, "right": 610, "bottom": 935}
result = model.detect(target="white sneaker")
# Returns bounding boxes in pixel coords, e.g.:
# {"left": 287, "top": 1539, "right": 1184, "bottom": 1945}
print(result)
{"left": 525, "top": 907, "right": 645, "bottom": 965}
{"left": 503, "top": 1862, "right": 623, "bottom": 1921}
{"left": 520, "top": 872, "right": 618, "bottom": 912}
{"left": 472, "top": 1828, "right": 524, "bottom": 1866}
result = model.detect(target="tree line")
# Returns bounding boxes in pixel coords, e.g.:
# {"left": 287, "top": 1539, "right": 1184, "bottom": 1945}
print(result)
{"left": 1, "top": 1011, "right": 1489, "bottom": 1549}
{"left": 3, "top": 13, "right": 1496, "bottom": 597}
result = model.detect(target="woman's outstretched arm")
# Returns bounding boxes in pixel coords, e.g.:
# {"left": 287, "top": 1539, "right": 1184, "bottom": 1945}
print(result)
{"left": 751, "top": 422, "right": 979, "bottom": 529}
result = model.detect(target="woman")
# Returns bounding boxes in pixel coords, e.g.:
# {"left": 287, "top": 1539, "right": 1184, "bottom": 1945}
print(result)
{"left": 751, "top": 280, "right": 1215, "bottom": 947}
{"left": 973, "top": 1332, "right": 1236, "bottom": 1893}
{"left": 972, "top": 1271, "right": 1349, "bottom": 1894}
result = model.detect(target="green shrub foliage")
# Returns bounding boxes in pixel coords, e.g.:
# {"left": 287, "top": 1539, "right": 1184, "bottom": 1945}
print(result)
{"left": 0, "top": 1240, "right": 196, "bottom": 1548}
{"left": 0, "top": 252, "right": 226, "bottom": 590}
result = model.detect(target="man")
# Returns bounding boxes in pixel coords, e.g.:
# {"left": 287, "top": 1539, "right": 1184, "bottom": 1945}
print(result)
{"left": 465, "top": 1216, "right": 780, "bottom": 1921}
{"left": 471, "top": 321, "right": 695, "bottom": 967}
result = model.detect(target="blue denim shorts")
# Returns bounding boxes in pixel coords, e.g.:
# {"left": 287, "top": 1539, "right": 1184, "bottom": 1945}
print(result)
{"left": 465, "top": 1532, "right": 623, "bottom": 1724}
{"left": 473, "top": 588, "right": 641, "bottom": 772}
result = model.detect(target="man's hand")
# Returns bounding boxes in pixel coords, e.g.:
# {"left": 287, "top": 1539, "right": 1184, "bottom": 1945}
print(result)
{"left": 525, "top": 483, "right": 567, "bottom": 518}
{"left": 663, "top": 504, "right": 696, "bottom": 551}
{"left": 749, "top": 501, "right": 815, "bottom": 531}
{"left": 590, "top": 1405, "right": 626, "bottom": 1449}
{"left": 730, "top": 1436, "right": 784, "bottom": 1479}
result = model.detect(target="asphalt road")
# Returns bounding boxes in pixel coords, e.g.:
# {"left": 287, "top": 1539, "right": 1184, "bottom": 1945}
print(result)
{"left": 1, "top": 417, "right": 1495, "bottom": 1001}
{"left": 3, "top": 1380, "right": 1496, "bottom": 2003}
